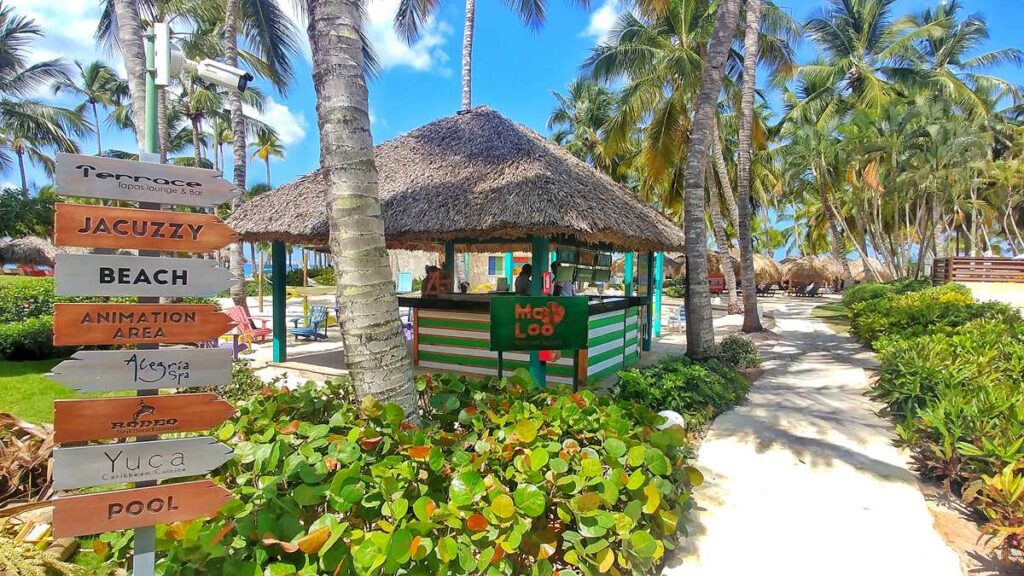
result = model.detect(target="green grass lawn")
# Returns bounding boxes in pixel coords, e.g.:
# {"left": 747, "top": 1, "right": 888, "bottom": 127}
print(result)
{"left": 812, "top": 301, "right": 851, "bottom": 335}
{"left": 0, "top": 358, "right": 115, "bottom": 423}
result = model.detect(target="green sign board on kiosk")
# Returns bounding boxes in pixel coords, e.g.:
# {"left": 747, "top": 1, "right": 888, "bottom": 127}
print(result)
{"left": 490, "top": 296, "right": 589, "bottom": 351}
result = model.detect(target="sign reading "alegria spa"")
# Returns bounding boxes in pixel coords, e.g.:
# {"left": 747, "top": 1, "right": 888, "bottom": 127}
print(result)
{"left": 489, "top": 296, "right": 588, "bottom": 352}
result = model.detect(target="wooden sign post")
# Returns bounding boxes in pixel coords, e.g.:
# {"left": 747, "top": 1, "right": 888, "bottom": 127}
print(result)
{"left": 55, "top": 254, "right": 233, "bottom": 297}
{"left": 48, "top": 349, "right": 232, "bottom": 392}
{"left": 54, "top": 203, "right": 237, "bottom": 253}
{"left": 54, "top": 393, "right": 235, "bottom": 443}
{"left": 53, "top": 437, "right": 234, "bottom": 490}
{"left": 55, "top": 154, "right": 239, "bottom": 207}
{"left": 53, "top": 303, "right": 234, "bottom": 346}
{"left": 52, "top": 480, "right": 232, "bottom": 538}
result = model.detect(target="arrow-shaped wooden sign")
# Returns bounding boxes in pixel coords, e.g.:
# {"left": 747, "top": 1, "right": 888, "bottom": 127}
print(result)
{"left": 54, "top": 394, "right": 235, "bottom": 444}
{"left": 54, "top": 203, "right": 237, "bottom": 252}
{"left": 53, "top": 436, "right": 234, "bottom": 490}
{"left": 52, "top": 479, "right": 232, "bottom": 538}
{"left": 55, "top": 254, "right": 233, "bottom": 297}
{"left": 48, "top": 348, "right": 231, "bottom": 392}
{"left": 55, "top": 154, "right": 239, "bottom": 207}
{"left": 53, "top": 303, "right": 234, "bottom": 346}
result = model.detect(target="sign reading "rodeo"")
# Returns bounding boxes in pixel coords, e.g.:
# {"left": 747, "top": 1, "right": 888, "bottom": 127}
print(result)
{"left": 55, "top": 153, "right": 239, "bottom": 207}
{"left": 54, "top": 393, "right": 235, "bottom": 443}
{"left": 490, "top": 296, "right": 588, "bottom": 352}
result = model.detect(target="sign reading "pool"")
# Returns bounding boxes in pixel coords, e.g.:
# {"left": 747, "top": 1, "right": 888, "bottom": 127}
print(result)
{"left": 490, "top": 296, "right": 588, "bottom": 352}
{"left": 55, "top": 254, "right": 233, "bottom": 297}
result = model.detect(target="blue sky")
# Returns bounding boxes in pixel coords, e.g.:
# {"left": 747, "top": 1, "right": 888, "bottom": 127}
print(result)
{"left": 10, "top": 0, "right": 1024, "bottom": 195}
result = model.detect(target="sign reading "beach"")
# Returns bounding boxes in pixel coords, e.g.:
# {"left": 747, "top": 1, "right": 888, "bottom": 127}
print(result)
{"left": 54, "top": 203, "right": 237, "bottom": 252}
{"left": 55, "top": 254, "right": 233, "bottom": 297}
{"left": 55, "top": 154, "right": 239, "bottom": 207}
{"left": 53, "top": 303, "right": 233, "bottom": 346}
{"left": 490, "top": 296, "right": 588, "bottom": 352}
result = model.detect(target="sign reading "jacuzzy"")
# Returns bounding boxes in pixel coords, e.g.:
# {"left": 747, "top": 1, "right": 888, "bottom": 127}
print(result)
{"left": 54, "top": 203, "right": 238, "bottom": 252}
{"left": 53, "top": 303, "right": 233, "bottom": 346}
{"left": 55, "top": 154, "right": 239, "bottom": 207}
{"left": 55, "top": 254, "right": 233, "bottom": 297}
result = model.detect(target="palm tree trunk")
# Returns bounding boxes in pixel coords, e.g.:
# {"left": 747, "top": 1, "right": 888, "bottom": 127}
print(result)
{"left": 191, "top": 116, "right": 203, "bottom": 166}
{"left": 111, "top": 0, "right": 147, "bottom": 150}
{"left": 708, "top": 173, "right": 740, "bottom": 314}
{"left": 681, "top": 0, "right": 740, "bottom": 359}
{"left": 224, "top": 0, "right": 251, "bottom": 314}
{"left": 307, "top": 0, "right": 416, "bottom": 414}
{"left": 157, "top": 88, "right": 169, "bottom": 163}
{"left": 932, "top": 189, "right": 945, "bottom": 261}
{"left": 91, "top": 102, "right": 103, "bottom": 154}
{"left": 711, "top": 121, "right": 739, "bottom": 228}
{"left": 736, "top": 0, "right": 761, "bottom": 332}
{"left": 16, "top": 149, "right": 27, "bottom": 192}
{"left": 818, "top": 179, "right": 852, "bottom": 281}
{"left": 266, "top": 157, "right": 271, "bottom": 186}
{"left": 460, "top": 0, "right": 476, "bottom": 111}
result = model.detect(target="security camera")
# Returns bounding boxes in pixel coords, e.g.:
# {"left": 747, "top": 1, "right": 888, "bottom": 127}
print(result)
{"left": 153, "top": 22, "right": 253, "bottom": 93}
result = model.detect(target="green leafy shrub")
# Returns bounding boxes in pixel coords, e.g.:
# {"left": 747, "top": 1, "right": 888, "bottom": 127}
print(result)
{"left": 614, "top": 356, "right": 748, "bottom": 428}
{"left": 311, "top": 266, "right": 336, "bottom": 285}
{"left": 85, "top": 371, "right": 701, "bottom": 575}
{"left": 714, "top": 334, "right": 761, "bottom": 370}
{"left": 0, "top": 316, "right": 74, "bottom": 361}
{"left": 842, "top": 278, "right": 930, "bottom": 307}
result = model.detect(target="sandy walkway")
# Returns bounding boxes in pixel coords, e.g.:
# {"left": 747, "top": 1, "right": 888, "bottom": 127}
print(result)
{"left": 667, "top": 300, "right": 962, "bottom": 576}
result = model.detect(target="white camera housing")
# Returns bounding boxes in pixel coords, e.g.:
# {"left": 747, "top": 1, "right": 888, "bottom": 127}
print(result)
{"left": 153, "top": 23, "right": 253, "bottom": 93}
{"left": 193, "top": 60, "right": 254, "bottom": 92}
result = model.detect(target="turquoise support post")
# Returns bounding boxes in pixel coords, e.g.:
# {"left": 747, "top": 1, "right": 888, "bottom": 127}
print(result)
{"left": 504, "top": 252, "right": 514, "bottom": 288}
{"left": 272, "top": 241, "right": 287, "bottom": 363}
{"left": 653, "top": 252, "right": 664, "bottom": 337}
{"left": 443, "top": 241, "right": 455, "bottom": 283}
{"left": 463, "top": 252, "right": 470, "bottom": 286}
{"left": 529, "top": 236, "right": 550, "bottom": 387}
{"left": 643, "top": 252, "right": 654, "bottom": 351}
{"left": 624, "top": 252, "right": 634, "bottom": 296}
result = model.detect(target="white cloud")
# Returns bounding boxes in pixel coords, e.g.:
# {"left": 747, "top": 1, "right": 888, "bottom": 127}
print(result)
{"left": 16, "top": 0, "right": 104, "bottom": 64}
{"left": 245, "top": 97, "right": 308, "bottom": 146}
{"left": 584, "top": 0, "right": 620, "bottom": 44}
{"left": 276, "top": 0, "right": 451, "bottom": 72}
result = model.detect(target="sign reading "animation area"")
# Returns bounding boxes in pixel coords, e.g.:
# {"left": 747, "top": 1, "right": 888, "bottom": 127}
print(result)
{"left": 490, "top": 296, "right": 588, "bottom": 352}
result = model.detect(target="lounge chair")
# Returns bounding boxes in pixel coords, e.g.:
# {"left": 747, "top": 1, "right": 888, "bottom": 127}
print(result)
{"left": 667, "top": 306, "right": 686, "bottom": 332}
{"left": 225, "top": 305, "right": 272, "bottom": 344}
{"left": 793, "top": 283, "right": 808, "bottom": 297}
{"left": 806, "top": 284, "right": 821, "bottom": 298}
{"left": 291, "top": 305, "right": 330, "bottom": 341}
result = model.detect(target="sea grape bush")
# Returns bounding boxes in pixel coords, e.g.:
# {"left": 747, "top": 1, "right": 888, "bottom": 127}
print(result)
{"left": 84, "top": 370, "right": 702, "bottom": 575}
{"left": 614, "top": 356, "right": 748, "bottom": 428}
{"left": 714, "top": 334, "right": 761, "bottom": 370}
{"left": 849, "top": 287, "right": 1024, "bottom": 559}
{"left": 841, "top": 278, "right": 930, "bottom": 307}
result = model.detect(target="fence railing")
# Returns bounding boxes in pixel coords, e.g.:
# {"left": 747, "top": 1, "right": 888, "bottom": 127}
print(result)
{"left": 932, "top": 257, "right": 1024, "bottom": 284}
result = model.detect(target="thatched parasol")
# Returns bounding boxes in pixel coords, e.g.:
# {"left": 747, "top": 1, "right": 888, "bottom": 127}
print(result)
{"left": 752, "top": 254, "right": 782, "bottom": 283}
{"left": 783, "top": 256, "right": 831, "bottom": 284}
{"left": 817, "top": 255, "right": 845, "bottom": 282}
{"left": 229, "top": 107, "right": 686, "bottom": 253}
{"left": 850, "top": 257, "right": 892, "bottom": 282}
{"left": 0, "top": 236, "right": 59, "bottom": 266}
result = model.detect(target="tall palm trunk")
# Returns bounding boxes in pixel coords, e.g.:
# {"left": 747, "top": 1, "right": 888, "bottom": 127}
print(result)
{"left": 307, "top": 0, "right": 416, "bottom": 414}
{"left": 711, "top": 121, "right": 739, "bottom": 228}
{"left": 708, "top": 173, "right": 740, "bottom": 314}
{"left": 91, "top": 102, "right": 103, "bottom": 154}
{"left": 737, "top": 0, "right": 761, "bottom": 332}
{"left": 111, "top": 0, "right": 147, "bottom": 150}
{"left": 224, "top": 0, "right": 251, "bottom": 314}
{"left": 265, "top": 157, "right": 271, "bottom": 185}
{"left": 818, "top": 180, "right": 852, "bottom": 281}
{"left": 16, "top": 148, "right": 27, "bottom": 192}
{"left": 191, "top": 116, "right": 204, "bottom": 166}
{"left": 932, "top": 188, "right": 945, "bottom": 262}
{"left": 157, "top": 88, "right": 169, "bottom": 163}
{"left": 460, "top": 0, "right": 476, "bottom": 111}
{"left": 681, "top": 0, "right": 740, "bottom": 359}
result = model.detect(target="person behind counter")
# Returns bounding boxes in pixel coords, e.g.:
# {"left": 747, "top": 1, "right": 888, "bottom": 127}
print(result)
{"left": 551, "top": 261, "right": 575, "bottom": 296}
{"left": 514, "top": 263, "right": 532, "bottom": 295}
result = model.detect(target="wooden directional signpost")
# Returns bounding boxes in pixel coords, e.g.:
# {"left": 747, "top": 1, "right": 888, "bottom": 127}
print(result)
{"left": 49, "top": 152, "right": 241, "bottom": 571}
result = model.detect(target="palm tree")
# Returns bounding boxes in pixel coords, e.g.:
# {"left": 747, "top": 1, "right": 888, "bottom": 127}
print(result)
{"left": 0, "top": 3, "right": 88, "bottom": 191}
{"left": 250, "top": 130, "right": 285, "bottom": 185}
{"left": 107, "top": 0, "right": 148, "bottom": 149}
{"left": 307, "top": 0, "right": 417, "bottom": 414}
{"left": 681, "top": 0, "right": 741, "bottom": 359}
{"left": 548, "top": 79, "right": 616, "bottom": 173}
{"left": 51, "top": 60, "right": 127, "bottom": 155}
{"left": 737, "top": 0, "right": 763, "bottom": 332}
{"left": 395, "top": 0, "right": 589, "bottom": 111}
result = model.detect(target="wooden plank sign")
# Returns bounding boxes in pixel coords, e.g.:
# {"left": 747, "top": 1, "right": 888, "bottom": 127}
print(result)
{"left": 53, "top": 436, "right": 234, "bottom": 490}
{"left": 52, "top": 480, "right": 232, "bottom": 538}
{"left": 54, "top": 394, "right": 235, "bottom": 444}
{"left": 55, "top": 154, "right": 239, "bottom": 207}
{"left": 55, "top": 254, "right": 233, "bottom": 297}
{"left": 53, "top": 303, "right": 234, "bottom": 346}
{"left": 48, "top": 349, "right": 231, "bottom": 392}
{"left": 54, "top": 203, "right": 237, "bottom": 252}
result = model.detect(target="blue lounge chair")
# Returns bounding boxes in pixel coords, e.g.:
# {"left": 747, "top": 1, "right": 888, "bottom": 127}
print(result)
{"left": 290, "top": 305, "right": 330, "bottom": 341}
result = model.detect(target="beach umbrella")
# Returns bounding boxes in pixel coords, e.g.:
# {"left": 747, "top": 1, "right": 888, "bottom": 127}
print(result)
{"left": 0, "top": 236, "right": 59, "bottom": 266}
{"left": 752, "top": 254, "right": 782, "bottom": 283}
{"left": 850, "top": 257, "right": 892, "bottom": 282}
{"left": 783, "top": 256, "right": 831, "bottom": 284}
{"left": 817, "top": 255, "right": 845, "bottom": 282}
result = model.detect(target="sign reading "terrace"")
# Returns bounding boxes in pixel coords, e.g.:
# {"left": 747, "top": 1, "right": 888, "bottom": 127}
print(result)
{"left": 55, "top": 154, "right": 239, "bottom": 207}
{"left": 55, "top": 254, "right": 233, "bottom": 297}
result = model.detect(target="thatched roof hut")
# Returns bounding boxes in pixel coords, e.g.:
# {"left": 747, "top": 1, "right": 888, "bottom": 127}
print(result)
{"left": 783, "top": 256, "right": 831, "bottom": 284}
{"left": 753, "top": 254, "right": 782, "bottom": 283}
{"left": 228, "top": 107, "right": 686, "bottom": 253}
{"left": 0, "top": 236, "right": 62, "bottom": 266}
{"left": 850, "top": 257, "right": 892, "bottom": 282}
{"left": 817, "top": 255, "right": 846, "bottom": 282}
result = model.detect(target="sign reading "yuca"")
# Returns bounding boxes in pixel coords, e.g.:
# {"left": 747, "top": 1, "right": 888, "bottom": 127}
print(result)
{"left": 54, "top": 203, "right": 237, "bottom": 252}
{"left": 53, "top": 303, "right": 233, "bottom": 346}
{"left": 52, "top": 480, "right": 231, "bottom": 538}
{"left": 55, "top": 154, "right": 238, "bottom": 207}
{"left": 54, "top": 393, "right": 235, "bottom": 444}
{"left": 55, "top": 254, "right": 233, "bottom": 297}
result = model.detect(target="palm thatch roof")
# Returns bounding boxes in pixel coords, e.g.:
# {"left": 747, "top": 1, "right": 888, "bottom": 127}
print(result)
{"left": 753, "top": 254, "right": 782, "bottom": 283}
{"left": 850, "top": 257, "right": 893, "bottom": 282}
{"left": 228, "top": 107, "right": 686, "bottom": 253}
{"left": 817, "top": 255, "right": 846, "bottom": 281}
{"left": 0, "top": 236, "right": 80, "bottom": 266}
{"left": 783, "top": 256, "right": 831, "bottom": 284}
